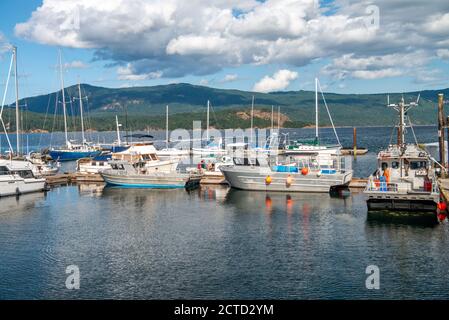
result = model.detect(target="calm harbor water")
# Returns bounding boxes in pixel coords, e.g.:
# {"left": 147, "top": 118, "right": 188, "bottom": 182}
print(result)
{"left": 1, "top": 126, "right": 449, "bottom": 299}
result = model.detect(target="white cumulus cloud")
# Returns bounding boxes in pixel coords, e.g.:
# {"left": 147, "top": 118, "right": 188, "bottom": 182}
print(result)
{"left": 253, "top": 69, "right": 298, "bottom": 93}
{"left": 13, "top": 0, "right": 449, "bottom": 84}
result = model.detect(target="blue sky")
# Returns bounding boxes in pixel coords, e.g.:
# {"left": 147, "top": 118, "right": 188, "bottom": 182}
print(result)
{"left": 1, "top": 0, "right": 449, "bottom": 102}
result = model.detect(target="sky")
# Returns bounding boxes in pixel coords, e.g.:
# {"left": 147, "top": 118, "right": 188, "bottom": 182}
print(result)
{"left": 1, "top": 0, "right": 449, "bottom": 102}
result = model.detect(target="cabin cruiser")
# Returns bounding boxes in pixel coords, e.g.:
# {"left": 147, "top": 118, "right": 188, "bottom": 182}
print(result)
{"left": 0, "top": 159, "right": 46, "bottom": 197}
{"left": 220, "top": 151, "right": 352, "bottom": 193}
{"left": 101, "top": 160, "right": 201, "bottom": 189}
{"left": 77, "top": 154, "right": 112, "bottom": 174}
{"left": 26, "top": 152, "right": 59, "bottom": 177}
{"left": 364, "top": 96, "right": 440, "bottom": 212}
{"left": 77, "top": 142, "right": 179, "bottom": 174}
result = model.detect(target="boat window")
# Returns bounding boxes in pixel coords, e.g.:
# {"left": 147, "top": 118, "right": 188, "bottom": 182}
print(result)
{"left": 150, "top": 154, "right": 158, "bottom": 161}
{"left": 410, "top": 161, "right": 427, "bottom": 170}
{"left": 392, "top": 161, "right": 399, "bottom": 169}
{"left": 16, "top": 170, "right": 34, "bottom": 179}
{"left": 233, "top": 158, "right": 259, "bottom": 166}
{"left": 142, "top": 154, "right": 150, "bottom": 161}
{"left": 0, "top": 166, "right": 10, "bottom": 175}
{"left": 119, "top": 164, "right": 125, "bottom": 170}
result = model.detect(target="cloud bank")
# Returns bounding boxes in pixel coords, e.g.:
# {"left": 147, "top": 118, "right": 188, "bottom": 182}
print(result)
{"left": 14, "top": 0, "right": 449, "bottom": 85}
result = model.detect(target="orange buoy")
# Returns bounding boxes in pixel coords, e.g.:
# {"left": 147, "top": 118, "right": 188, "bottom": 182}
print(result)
{"left": 265, "top": 175, "right": 272, "bottom": 185}
{"left": 286, "top": 175, "right": 293, "bottom": 187}
{"left": 301, "top": 167, "right": 309, "bottom": 175}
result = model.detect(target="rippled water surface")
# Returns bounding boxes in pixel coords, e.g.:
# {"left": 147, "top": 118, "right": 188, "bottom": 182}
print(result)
{"left": 1, "top": 126, "right": 449, "bottom": 299}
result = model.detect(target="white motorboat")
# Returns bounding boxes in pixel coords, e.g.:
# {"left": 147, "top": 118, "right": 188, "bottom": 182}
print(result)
{"left": 0, "top": 159, "right": 46, "bottom": 197}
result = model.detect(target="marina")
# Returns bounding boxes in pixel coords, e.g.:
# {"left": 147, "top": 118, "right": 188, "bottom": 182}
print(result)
{"left": 1, "top": 122, "right": 449, "bottom": 301}
{"left": 1, "top": 0, "right": 449, "bottom": 305}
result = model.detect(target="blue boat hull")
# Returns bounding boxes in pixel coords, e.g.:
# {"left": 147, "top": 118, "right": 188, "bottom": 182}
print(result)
{"left": 49, "top": 150, "right": 102, "bottom": 161}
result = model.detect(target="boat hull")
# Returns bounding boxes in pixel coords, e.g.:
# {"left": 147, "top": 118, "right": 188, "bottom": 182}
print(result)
{"left": 220, "top": 166, "right": 352, "bottom": 193}
{"left": 365, "top": 193, "right": 439, "bottom": 212}
{"left": 49, "top": 150, "right": 101, "bottom": 162}
{"left": 101, "top": 172, "right": 200, "bottom": 189}
{"left": 0, "top": 177, "right": 46, "bottom": 197}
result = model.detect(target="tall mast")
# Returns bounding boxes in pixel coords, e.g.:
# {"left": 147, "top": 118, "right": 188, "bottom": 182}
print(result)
{"left": 13, "top": 46, "right": 20, "bottom": 155}
{"left": 59, "top": 50, "right": 69, "bottom": 147}
{"left": 398, "top": 97, "right": 405, "bottom": 152}
{"left": 115, "top": 115, "right": 121, "bottom": 145}
{"left": 165, "top": 105, "right": 169, "bottom": 149}
{"left": 277, "top": 106, "right": 280, "bottom": 132}
{"left": 271, "top": 105, "right": 274, "bottom": 130}
{"left": 78, "top": 81, "right": 85, "bottom": 144}
{"left": 206, "top": 100, "right": 210, "bottom": 142}
{"left": 315, "top": 77, "right": 319, "bottom": 142}
{"left": 250, "top": 95, "right": 254, "bottom": 144}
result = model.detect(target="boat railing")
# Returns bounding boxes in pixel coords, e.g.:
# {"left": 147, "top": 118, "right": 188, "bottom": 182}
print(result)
{"left": 365, "top": 176, "right": 398, "bottom": 192}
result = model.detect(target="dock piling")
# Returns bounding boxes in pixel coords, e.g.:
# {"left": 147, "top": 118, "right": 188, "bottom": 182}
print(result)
{"left": 438, "top": 93, "right": 446, "bottom": 171}
{"left": 353, "top": 127, "right": 357, "bottom": 160}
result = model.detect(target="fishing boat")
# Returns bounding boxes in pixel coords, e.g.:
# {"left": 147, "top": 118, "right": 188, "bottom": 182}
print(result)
{"left": 220, "top": 151, "right": 352, "bottom": 193}
{"left": 364, "top": 96, "right": 441, "bottom": 212}
{"left": 101, "top": 160, "right": 201, "bottom": 189}
{"left": 0, "top": 159, "right": 46, "bottom": 197}
{"left": 49, "top": 51, "right": 101, "bottom": 162}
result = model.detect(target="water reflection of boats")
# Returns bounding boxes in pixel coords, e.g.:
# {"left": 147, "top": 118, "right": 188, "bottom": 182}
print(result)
{"left": 0, "top": 191, "right": 46, "bottom": 214}
{"left": 366, "top": 210, "right": 438, "bottom": 227}
{"left": 223, "top": 188, "right": 344, "bottom": 212}
{"left": 77, "top": 183, "right": 105, "bottom": 196}
{"left": 197, "top": 185, "right": 230, "bottom": 202}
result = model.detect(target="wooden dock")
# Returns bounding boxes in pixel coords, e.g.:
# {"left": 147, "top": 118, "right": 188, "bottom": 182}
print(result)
{"left": 349, "top": 178, "right": 368, "bottom": 189}
{"left": 200, "top": 172, "right": 228, "bottom": 185}
{"left": 73, "top": 173, "right": 104, "bottom": 183}
{"left": 45, "top": 173, "right": 104, "bottom": 186}
{"left": 45, "top": 173, "right": 74, "bottom": 186}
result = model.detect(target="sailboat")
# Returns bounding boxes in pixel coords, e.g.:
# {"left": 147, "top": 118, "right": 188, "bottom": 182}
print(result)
{"left": 156, "top": 105, "right": 190, "bottom": 158}
{"left": 95, "top": 115, "right": 130, "bottom": 153}
{"left": 284, "top": 78, "right": 341, "bottom": 157}
{"left": 0, "top": 46, "right": 46, "bottom": 197}
{"left": 49, "top": 51, "right": 101, "bottom": 162}
{"left": 192, "top": 100, "right": 227, "bottom": 156}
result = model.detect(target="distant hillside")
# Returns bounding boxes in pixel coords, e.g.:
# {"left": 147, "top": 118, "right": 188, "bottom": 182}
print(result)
{"left": 4, "top": 83, "right": 449, "bottom": 131}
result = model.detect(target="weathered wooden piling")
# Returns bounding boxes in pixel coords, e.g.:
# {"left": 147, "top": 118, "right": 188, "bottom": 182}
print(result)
{"left": 438, "top": 93, "right": 446, "bottom": 170}
{"left": 353, "top": 127, "right": 357, "bottom": 160}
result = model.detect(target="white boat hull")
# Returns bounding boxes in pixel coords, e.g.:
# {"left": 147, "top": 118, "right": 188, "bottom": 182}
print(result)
{"left": 0, "top": 176, "right": 46, "bottom": 197}
{"left": 220, "top": 166, "right": 352, "bottom": 193}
